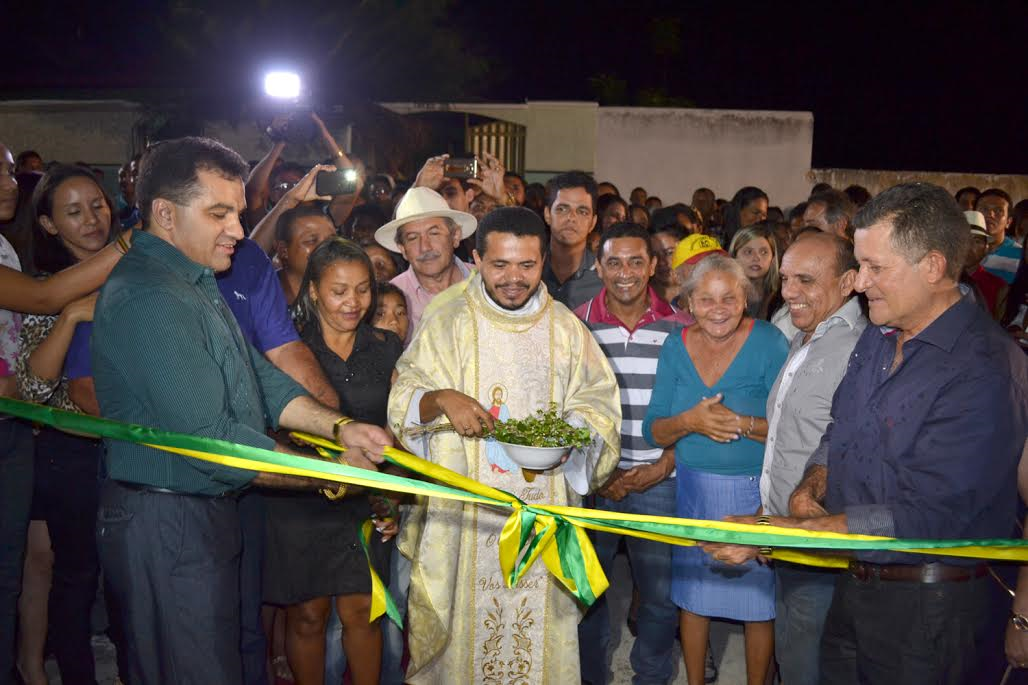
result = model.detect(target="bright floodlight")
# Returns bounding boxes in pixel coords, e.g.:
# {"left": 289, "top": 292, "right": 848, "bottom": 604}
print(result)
{"left": 264, "top": 71, "right": 301, "bottom": 99}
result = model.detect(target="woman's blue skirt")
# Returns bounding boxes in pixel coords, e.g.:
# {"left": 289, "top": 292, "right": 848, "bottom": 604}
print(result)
{"left": 671, "top": 467, "right": 775, "bottom": 621}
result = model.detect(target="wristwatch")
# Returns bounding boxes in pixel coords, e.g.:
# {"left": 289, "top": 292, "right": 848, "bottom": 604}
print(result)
{"left": 1012, "top": 613, "right": 1028, "bottom": 631}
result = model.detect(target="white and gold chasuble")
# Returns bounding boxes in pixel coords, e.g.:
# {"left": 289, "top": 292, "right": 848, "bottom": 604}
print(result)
{"left": 388, "top": 274, "right": 621, "bottom": 685}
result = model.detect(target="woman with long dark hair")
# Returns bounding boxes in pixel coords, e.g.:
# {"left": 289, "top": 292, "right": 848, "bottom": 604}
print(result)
{"left": 0, "top": 148, "right": 131, "bottom": 684}
{"left": 263, "top": 238, "right": 401, "bottom": 685}
{"left": 720, "top": 186, "right": 769, "bottom": 246}
{"left": 15, "top": 164, "right": 117, "bottom": 685}
{"left": 589, "top": 194, "right": 630, "bottom": 253}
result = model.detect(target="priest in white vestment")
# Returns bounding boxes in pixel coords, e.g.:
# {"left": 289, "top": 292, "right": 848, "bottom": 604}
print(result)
{"left": 388, "top": 207, "right": 622, "bottom": 684}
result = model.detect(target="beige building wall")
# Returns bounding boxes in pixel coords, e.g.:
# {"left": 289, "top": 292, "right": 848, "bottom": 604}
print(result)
{"left": 809, "top": 168, "right": 1028, "bottom": 203}
{"left": 0, "top": 101, "right": 348, "bottom": 168}
{"left": 595, "top": 108, "right": 814, "bottom": 208}
{"left": 14, "top": 99, "right": 1021, "bottom": 210}
{"left": 381, "top": 102, "right": 815, "bottom": 206}
{"left": 0, "top": 100, "right": 141, "bottom": 165}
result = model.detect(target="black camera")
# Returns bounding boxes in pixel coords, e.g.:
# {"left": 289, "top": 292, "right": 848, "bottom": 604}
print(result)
{"left": 266, "top": 109, "right": 317, "bottom": 145}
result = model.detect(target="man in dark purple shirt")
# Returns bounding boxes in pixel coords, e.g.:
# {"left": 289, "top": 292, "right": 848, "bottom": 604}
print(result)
{"left": 732, "top": 184, "right": 1027, "bottom": 684}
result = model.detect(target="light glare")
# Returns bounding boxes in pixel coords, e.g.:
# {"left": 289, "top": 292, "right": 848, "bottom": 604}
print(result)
{"left": 264, "top": 71, "right": 301, "bottom": 99}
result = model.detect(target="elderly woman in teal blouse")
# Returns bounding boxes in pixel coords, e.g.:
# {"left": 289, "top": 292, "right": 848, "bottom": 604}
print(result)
{"left": 643, "top": 253, "right": 788, "bottom": 685}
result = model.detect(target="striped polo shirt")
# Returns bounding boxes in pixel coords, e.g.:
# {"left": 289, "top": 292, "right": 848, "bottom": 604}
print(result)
{"left": 575, "top": 288, "right": 679, "bottom": 470}
{"left": 983, "top": 236, "right": 1023, "bottom": 284}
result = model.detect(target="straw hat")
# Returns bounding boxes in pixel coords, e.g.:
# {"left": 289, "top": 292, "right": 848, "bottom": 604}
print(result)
{"left": 964, "top": 210, "right": 989, "bottom": 239}
{"left": 374, "top": 187, "right": 477, "bottom": 253}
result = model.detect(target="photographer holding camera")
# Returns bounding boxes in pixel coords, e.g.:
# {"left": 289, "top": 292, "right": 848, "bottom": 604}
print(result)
{"left": 247, "top": 112, "right": 364, "bottom": 254}
{"left": 413, "top": 151, "right": 516, "bottom": 260}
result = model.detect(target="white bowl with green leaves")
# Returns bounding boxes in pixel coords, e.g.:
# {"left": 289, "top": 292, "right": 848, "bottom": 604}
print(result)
{"left": 490, "top": 404, "right": 591, "bottom": 471}
{"left": 497, "top": 443, "right": 568, "bottom": 470}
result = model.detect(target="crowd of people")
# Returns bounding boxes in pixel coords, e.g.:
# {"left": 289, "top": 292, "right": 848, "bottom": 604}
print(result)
{"left": 0, "top": 113, "right": 1026, "bottom": 685}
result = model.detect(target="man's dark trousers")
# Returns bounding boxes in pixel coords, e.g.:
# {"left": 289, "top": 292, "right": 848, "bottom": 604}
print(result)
{"left": 578, "top": 479, "right": 678, "bottom": 685}
{"left": 774, "top": 561, "right": 837, "bottom": 685}
{"left": 820, "top": 569, "right": 991, "bottom": 685}
{"left": 237, "top": 491, "right": 268, "bottom": 685}
{"left": 97, "top": 480, "right": 244, "bottom": 685}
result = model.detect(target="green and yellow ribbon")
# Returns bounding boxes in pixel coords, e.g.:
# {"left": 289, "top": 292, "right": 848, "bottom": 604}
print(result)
{"left": 357, "top": 519, "right": 402, "bottom": 628}
{"left": 2, "top": 397, "right": 1026, "bottom": 626}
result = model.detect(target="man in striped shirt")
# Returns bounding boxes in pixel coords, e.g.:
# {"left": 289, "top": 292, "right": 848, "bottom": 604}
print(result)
{"left": 575, "top": 223, "right": 680, "bottom": 685}
{"left": 977, "top": 188, "right": 1023, "bottom": 284}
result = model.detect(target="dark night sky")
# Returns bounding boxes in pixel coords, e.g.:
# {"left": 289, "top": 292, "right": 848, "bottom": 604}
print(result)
{"left": 5, "top": 0, "right": 1027, "bottom": 174}
{"left": 454, "top": 0, "right": 1028, "bottom": 174}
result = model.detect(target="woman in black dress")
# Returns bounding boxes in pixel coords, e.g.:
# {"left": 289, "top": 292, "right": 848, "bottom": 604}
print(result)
{"left": 264, "top": 238, "right": 403, "bottom": 685}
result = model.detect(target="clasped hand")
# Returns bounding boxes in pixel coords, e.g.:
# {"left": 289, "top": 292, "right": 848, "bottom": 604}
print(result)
{"left": 685, "top": 393, "right": 742, "bottom": 443}
{"left": 599, "top": 449, "right": 675, "bottom": 501}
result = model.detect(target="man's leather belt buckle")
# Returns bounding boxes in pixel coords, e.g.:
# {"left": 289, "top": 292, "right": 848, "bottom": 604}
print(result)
{"left": 848, "top": 561, "right": 987, "bottom": 584}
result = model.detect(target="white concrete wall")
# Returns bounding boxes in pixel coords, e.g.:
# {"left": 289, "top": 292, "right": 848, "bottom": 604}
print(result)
{"left": 595, "top": 107, "right": 814, "bottom": 208}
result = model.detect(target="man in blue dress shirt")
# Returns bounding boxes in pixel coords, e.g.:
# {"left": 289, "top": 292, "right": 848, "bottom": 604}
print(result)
{"left": 733, "top": 183, "right": 1027, "bottom": 684}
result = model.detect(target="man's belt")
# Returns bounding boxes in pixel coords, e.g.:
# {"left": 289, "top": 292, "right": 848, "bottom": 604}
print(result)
{"left": 115, "top": 480, "right": 241, "bottom": 500}
{"left": 848, "top": 560, "right": 988, "bottom": 584}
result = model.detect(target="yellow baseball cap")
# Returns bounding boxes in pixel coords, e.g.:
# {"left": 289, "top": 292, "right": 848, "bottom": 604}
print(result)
{"left": 671, "top": 234, "right": 727, "bottom": 269}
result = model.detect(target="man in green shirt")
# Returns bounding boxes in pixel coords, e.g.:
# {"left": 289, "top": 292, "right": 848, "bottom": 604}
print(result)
{"left": 91, "top": 137, "right": 390, "bottom": 685}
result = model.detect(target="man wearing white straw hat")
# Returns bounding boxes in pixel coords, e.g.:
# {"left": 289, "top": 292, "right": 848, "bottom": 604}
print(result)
{"left": 963, "top": 209, "right": 1009, "bottom": 320}
{"left": 375, "top": 186, "right": 477, "bottom": 339}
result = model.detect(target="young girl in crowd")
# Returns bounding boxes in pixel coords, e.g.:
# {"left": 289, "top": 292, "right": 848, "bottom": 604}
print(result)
{"left": 264, "top": 238, "right": 401, "bottom": 685}
{"left": 362, "top": 241, "right": 400, "bottom": 283}
{"left": 15, "top": 165, "right": 118, "bottom": 685}
{"left": 373, "top": 282, "right": 410, "bottom": 343}
{"left": 730, "top": 222, "right": 781, "bottom": 320}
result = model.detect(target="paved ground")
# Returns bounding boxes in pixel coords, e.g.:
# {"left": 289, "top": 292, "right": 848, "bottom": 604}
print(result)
{"left": 605, "top": 554, "right": 746, "bottom": 685}
{"left": 48, "top": 554, "right": 746, "bottom": 684}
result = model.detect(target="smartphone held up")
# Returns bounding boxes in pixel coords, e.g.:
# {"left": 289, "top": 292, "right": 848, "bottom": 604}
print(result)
{"left": 443, "top": 158, "right": 480, "bottom": 180}
{"left": 316, "top": 168, "right": 359, "bottom": 196}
